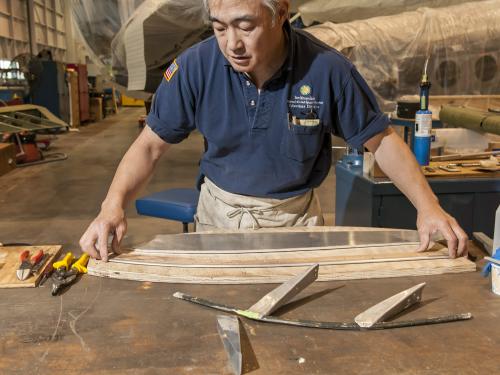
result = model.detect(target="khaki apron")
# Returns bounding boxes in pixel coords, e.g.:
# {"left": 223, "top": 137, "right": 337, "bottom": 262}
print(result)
{"left": 194, "top": 178, "right": 324, "bottom": 232}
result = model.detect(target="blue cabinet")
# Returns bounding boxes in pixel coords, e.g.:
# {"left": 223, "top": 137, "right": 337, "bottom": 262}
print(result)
{"left": 30, "top": 61, "right": 69, "bottom": 123}
{"left": 335, "top": 163, "right": 500, "bottom": 237}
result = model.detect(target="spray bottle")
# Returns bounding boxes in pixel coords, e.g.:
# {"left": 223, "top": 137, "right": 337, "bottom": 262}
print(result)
{"left": 414, "top": 58, "right": 432, "bottom": 166}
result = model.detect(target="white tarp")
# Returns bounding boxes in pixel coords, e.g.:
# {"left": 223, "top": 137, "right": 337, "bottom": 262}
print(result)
{"left": 70, "top": 0, "right": 140, "bottom": 64}
{"left": 305, "top": 0, "right": 500, "bottom": 108}
{"left": 111, "top": 0, "right": 208, "bottom": 91}
{"left": 111, "top": 0, "right": 312, "bottom": 91}
{"left": 75, "top": 0, "right": 500, "bottom": 102}
{"left": 299, "top": 0, "right": 485, "bottom": 26}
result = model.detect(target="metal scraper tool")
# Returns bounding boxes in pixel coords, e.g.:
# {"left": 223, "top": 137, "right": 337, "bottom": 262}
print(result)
{"left": 216, "top": 315, "right": 242, "bottom": 375}
{"left": 247, "top": 264, "right": 319, "bottom": 318}
{"left": 354, "top": 282, "right": 426, "bottom": 328}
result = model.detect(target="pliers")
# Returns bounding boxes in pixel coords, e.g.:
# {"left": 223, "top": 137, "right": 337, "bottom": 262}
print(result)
{"left": 50, "top": 252, "right": 89, "bottom": 296}
{"left": 16, "top": 249, "right": 45, "bottom": 281}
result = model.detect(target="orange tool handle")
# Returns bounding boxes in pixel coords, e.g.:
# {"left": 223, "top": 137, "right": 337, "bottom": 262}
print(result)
{"left": 31, "top": 249, "right": 44, "bottom": 264}
{"left": 19, "top": 250, "right": 30, "bottom": 262}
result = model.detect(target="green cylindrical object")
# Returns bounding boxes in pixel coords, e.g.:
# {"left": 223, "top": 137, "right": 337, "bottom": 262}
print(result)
{"left": 439, "top": 106, "right": 500, "bottom": 135}
{"left": 483, "top": 115, "right": 500, "bottom": 135}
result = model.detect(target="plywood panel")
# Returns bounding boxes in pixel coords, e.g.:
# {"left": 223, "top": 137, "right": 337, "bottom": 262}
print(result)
{"left": 55, "top": 14, "right": 63, "bottom": 31}
{"left": 11, "top": 1, "right": 26, "bottom": 19}
{"left": 87, "top": 228, "right": 475, "bottom": 284}
{"left": 35, "top": 24, "right": 45, "bottom": 44}
{"left": 0, "top": 14, "right": 11, "bottom": 38}
{"left": 0, "top": 0, "right": 9, "bottom": 15}
{"left": 121, "top": 243, "right": 431, "bottom": 266}
{"left": 46, "top": 9, "right": 54, "bottom": 28}
{"left": 56, "top": 32, "right": 65, "bottom": 49}
{"left": 88, "top": 256, "right": 475, "bottom": 284}
{"left": 0, "top": 245, "right": 62, "bottom": 288}
{"left": 47, "top": 29, "right": 55, "bottom": 45}
{"left": 13, "top": 20, "right": 27, "bottom": 41}
{"left": 33, "top": 4, "right": 44, "bottom": 24}
{"left": 55, "top": 0, "right": 63, "bottom": 13}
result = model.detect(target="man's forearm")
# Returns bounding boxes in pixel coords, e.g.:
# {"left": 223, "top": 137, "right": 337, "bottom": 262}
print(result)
{"left": 102, "top": 126, "right": 170, "bottom": 211}
{"left": 366, "top": 127, "right": 468, "bottom": 257}
{"left": 367, "top": 128, "right": 437, "bottom": 212}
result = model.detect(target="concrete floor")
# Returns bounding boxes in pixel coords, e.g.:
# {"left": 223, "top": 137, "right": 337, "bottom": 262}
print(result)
{"left": 0, "top": 107, "right": 335, "bottom": 251}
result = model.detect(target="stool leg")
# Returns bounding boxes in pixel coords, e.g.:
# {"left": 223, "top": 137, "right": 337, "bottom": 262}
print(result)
{"left": 182, "top": 222, "right": 189, "bottom": 233}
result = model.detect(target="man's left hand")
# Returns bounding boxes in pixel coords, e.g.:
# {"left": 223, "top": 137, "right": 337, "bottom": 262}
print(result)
{"left": 416, "top": 203, "right": 468, "bottom": 258}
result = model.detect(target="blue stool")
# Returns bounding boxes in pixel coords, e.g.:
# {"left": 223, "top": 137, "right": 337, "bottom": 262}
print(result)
{"left": 135, "top": 188, "right": 200, "bottom": 233}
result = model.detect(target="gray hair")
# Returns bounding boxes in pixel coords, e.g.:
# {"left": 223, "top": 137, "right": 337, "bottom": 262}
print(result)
{"left": 202, "top": 0, "right": 282, "bottom": 24}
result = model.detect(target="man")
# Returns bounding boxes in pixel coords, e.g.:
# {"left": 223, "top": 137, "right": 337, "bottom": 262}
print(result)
{"left": 80, "top": 0, "right": 468, "bottom": 261}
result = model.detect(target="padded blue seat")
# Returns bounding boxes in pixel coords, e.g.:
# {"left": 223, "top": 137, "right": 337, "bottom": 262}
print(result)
{"left": 135, "top": 188, "right": 199, "bottom": 232}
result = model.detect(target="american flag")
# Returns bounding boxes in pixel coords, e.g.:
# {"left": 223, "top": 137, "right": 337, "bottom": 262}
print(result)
{"left": 164, "top": 60, "right": 178, "bottom": 81}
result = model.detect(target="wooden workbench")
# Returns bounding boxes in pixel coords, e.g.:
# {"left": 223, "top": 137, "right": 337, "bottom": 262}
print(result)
{"left": 0, "top": 242, "right": 498, "bottom": 375}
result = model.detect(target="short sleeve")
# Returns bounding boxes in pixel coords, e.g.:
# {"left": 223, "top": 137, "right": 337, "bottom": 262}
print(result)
{"left": 146, "top": 56, "right": 196, "bottom": 144}
{"left": 334, "top": 67, "right": 389, "bottom": 149}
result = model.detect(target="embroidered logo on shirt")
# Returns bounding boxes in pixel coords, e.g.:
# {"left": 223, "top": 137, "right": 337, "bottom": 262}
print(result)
{"left": 163, "top": 60, "right": 179, "bottom": 82}
{"left": 288, "top": 84, "right": 323, "bottom": 112}
{"left": 299, "top": 85, "right": 311, "bottom": 96}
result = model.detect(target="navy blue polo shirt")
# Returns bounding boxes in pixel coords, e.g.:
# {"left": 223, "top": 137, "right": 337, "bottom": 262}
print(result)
{"left": 147, "top": 23, "right": 389, "bottom": 199}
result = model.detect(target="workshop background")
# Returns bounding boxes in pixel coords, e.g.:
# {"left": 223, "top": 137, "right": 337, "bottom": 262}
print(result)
{"left": 0, "top": 1, "right": 499, "bottom": 374}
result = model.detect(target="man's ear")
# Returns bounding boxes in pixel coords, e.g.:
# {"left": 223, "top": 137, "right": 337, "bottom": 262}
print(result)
{"left": 278, "top": 0, "right": 290, "bottom": 24}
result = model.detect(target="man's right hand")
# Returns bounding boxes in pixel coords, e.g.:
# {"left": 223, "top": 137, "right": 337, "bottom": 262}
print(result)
{"left": 79, "top": 125, "right": 170, "bottom": 261}
{"left": 79, "top": 204, "right": 127, "bottom": 262}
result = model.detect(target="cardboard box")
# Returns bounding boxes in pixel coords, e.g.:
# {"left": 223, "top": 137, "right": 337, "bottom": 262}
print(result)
{"left": 89, "top": 97, "right": 103, "bottom": 122}
{"left": 67, "top": 70, "right": 80, "bottom": 128}
{"left": 0, "top": 143, "right": 16, "bottom": 177}
{"left": 488, "top": 141, "right": 500, "bottom": 151}
{"left": 122, "top": 94, "right": 145, "bottom": 107}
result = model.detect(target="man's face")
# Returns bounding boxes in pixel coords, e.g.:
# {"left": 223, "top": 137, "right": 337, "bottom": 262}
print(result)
{"left": 208, "top": 0, "right": 285, "bottom": 75}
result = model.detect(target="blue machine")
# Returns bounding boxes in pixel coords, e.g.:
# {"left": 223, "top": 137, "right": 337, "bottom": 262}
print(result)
{"left": 414, "top": 58, "right": 432, "bottom": 166}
